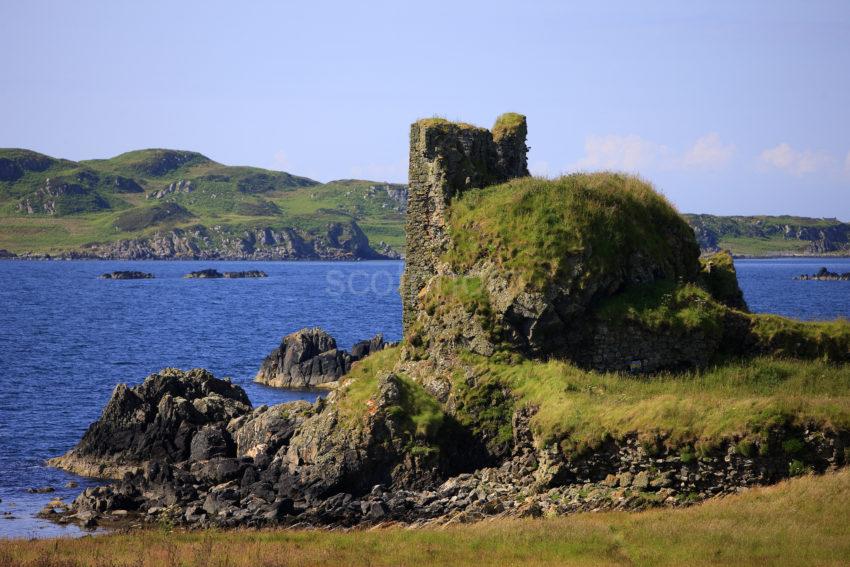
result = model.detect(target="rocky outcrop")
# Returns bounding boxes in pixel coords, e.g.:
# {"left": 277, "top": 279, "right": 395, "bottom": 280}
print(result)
{"left": 796, "top": 267, "right": 850, "bottom": 281}
{"left": 65, "top": 220, "right": 389, "bottom": 261}
{"left": 254, "top": 328, "right": 386, "bottom": 388}
{"left": 48, "top": 368, "right": 251, "bottom": 479}
{"left": 147, "top": 179, "right": 194, "bottom": 200}
{"left": 100, "top": 271, "right": 154, "bottom": 280}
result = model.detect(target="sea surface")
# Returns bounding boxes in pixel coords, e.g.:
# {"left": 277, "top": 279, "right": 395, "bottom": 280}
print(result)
{"left": 0, "top": 257, "right": 849, "bottom": 539}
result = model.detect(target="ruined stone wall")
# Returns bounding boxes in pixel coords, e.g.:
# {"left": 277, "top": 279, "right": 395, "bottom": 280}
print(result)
{"left": 401, "top": 115, "right": 529, "bottom": 331}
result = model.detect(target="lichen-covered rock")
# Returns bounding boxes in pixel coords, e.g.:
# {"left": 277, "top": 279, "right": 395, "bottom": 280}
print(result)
{"left": 48, "top": 368, "right": 251, "bottom": 478}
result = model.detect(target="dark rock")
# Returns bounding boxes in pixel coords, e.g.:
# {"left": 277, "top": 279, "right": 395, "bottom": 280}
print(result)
{"left": 48, "top": 368, "right": 251, "bottom": 478}
{"left": 26, "top": 486, "right": 55, "bottom": 494}
{"left": 254, "top": 328, "right": 351, "bottom": 388}
{"left": 796, "top": 267, "right": 850, "bottom": 281}
{"left": 255, "top": 329, "right": 387, "bottom": 389}
{"left": 99, "top": 271, "right": 154, "bottom": 280}
{"left": 190, "top": 425, "right": 235, "bottom": 461}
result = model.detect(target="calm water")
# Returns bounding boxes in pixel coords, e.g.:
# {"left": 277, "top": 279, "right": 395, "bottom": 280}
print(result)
{"left": 0, "top": 257, "right": 848, "bottom": 539}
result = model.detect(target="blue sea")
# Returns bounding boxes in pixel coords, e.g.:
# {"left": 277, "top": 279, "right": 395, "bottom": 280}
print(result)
{"left": 0, "top": 258, "right": 848, "bottom": 538}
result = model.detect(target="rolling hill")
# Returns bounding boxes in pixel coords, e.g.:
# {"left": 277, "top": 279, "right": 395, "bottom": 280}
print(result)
{"left": 0, "top": 148, "right": 407, "bottom": 259}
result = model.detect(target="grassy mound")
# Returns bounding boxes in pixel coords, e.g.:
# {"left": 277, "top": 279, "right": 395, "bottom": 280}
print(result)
{"left": 4, "top": 469, "right": 849, "bottom": 566}
{"left": 446, "top": 173, "right": 700, "bottom": 290}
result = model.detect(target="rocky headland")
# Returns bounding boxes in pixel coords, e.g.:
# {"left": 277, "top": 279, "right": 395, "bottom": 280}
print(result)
{"left": 47, "top": 113, "right": 850, "bottom": 532}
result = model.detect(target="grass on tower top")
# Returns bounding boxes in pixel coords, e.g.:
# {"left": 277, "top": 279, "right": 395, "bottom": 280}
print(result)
{"left": 445, "top": 172, "right": 699, "bottom": 290}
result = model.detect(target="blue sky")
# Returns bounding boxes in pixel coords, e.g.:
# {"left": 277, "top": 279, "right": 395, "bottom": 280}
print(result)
{"left": 2, "top": 1, "right": 849, "bottom": 218}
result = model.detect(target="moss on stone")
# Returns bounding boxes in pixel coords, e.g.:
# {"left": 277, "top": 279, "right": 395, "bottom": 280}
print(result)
{"left": 699, "top": 251, "right": 747, "bottom": 310}
{"left": 451, "top": 370, "right": 515, "bottom": 454}
{"left": 491, "top": 112, "right": 526, "bottom": 141}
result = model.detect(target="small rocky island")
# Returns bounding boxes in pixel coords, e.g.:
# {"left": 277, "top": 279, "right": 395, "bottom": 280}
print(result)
{"left": 796, "top": 267, "right": 850, "bottom": 281}
{"left": 185, "top": 269, "right": 268, "bottom": 279}
{"left": 99, "top": 271, "right": 154, "bottom": 280}
{"left": 46, "top": 113, "right": 850, "bottom": 532}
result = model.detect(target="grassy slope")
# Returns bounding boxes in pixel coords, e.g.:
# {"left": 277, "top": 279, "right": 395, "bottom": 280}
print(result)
{"left": 2, "top": 469, "right": 848, "bottom": 566}
{"left": 0, "top": 149, "right": 406, "bottom": 255}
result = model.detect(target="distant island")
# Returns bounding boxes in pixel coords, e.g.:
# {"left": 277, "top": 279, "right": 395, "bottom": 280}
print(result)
{"left": 685, "top": 214, "right": 850, "bottom": 257}
{"left": 0, "top": 148, "right": 405, "bottom": 260}
{"left": 2, "top": 147, "right": 848, "bottom": 260}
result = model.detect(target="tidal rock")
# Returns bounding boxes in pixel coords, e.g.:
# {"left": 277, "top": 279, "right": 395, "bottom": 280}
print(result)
{"left": 185, "top": 269, "right": 224, "bottom": 279}
{"left": 48, "top": 368, "right": 251, "bottom": 478}
{"left": 99, "top": 271, "right": 154, "bottom": 280}
{"left": 222, "top": 270, "right": 268, "bottom": 278}
{"left": 796, "top": 267, "right": 850, "bottom": 281}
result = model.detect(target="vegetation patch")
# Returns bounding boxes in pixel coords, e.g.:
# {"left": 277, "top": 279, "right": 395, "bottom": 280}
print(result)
{"left": 748, "top": 314, "right": 850, "bottom": 362}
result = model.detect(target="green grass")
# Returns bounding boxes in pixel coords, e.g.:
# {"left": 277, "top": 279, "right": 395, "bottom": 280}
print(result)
{"left": 462, "top": 353, "right": 850, "bottom": 455}
{"left": 492, "top": 112, "right": 527, "bottom": 141}
{"left": 596, "top": 281, "right": 726, "bottom": 340}
{"left": 445, "top": 173, "right": 700, "bottom": 291}
{"left": 3, "top": 469, "right": 849, "bottom": 566}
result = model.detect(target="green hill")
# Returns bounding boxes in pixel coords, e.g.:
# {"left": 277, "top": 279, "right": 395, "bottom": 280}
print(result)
{"left": 0, "top": 148, "right": 406, "bottom": 258}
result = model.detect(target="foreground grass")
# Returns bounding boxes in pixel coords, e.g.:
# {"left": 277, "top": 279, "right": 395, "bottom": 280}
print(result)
{"left": 2, "top": 469, "right": 849, "bottom": 566}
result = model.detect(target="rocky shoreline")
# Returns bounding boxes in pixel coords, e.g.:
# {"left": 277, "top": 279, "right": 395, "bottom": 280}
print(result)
{"left": 44, "top": 365, "right": 849, "bottom": 532}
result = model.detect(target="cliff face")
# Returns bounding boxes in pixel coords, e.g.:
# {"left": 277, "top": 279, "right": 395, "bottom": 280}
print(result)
{"left": 401, "top": 115, "right": 529, "bottom": 330}
{"left": 37, "top": 220, "right": 388, "bottom": 261}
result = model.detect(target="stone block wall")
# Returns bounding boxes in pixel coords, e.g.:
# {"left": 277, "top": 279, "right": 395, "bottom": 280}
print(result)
{"left": 401, "top": 115, "right": 529, "bottom": 331}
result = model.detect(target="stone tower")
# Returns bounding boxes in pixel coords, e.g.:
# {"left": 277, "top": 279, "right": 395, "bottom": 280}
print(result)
{"left": 401, "top": 114, "right": 529, "bottom": 331}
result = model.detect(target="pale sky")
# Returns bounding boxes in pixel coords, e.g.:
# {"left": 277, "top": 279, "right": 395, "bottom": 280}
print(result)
{"left": 2, "top": 0, "right": 849, "bottom": 219}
